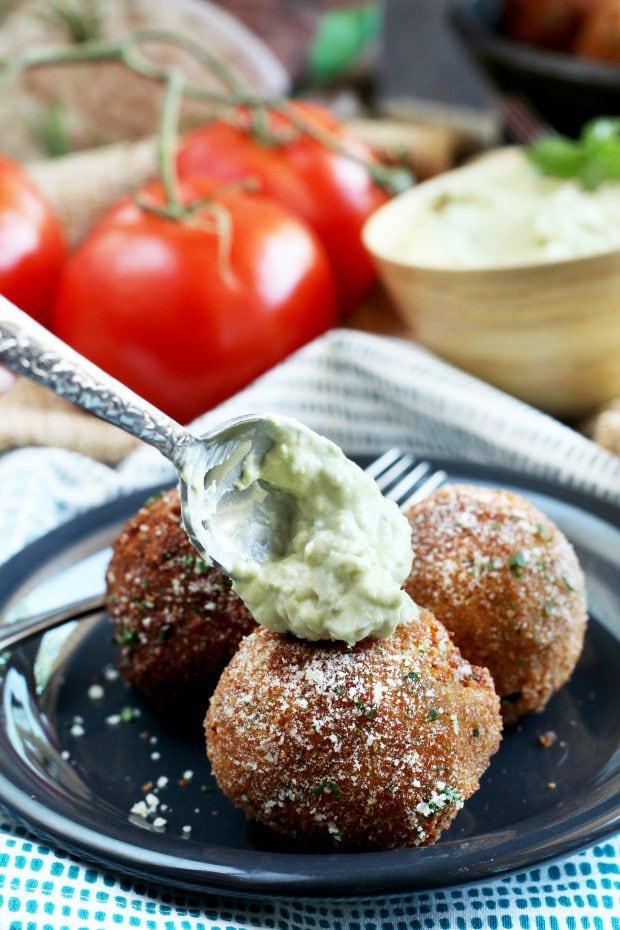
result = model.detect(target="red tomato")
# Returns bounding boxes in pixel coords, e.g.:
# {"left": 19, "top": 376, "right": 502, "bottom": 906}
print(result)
{"left": 177, "top": 102, "right": 389, "bottom": 314}
{"left": 0, "top": 156, "right": 67, "bottom": 327}
{"left": 54, "top": 179, "right": 337, "bottom": 424}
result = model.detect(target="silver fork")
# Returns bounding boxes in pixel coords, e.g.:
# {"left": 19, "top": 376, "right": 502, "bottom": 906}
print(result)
{"left": 0, "top": 450, "right": 447, "bottom": 651}
{"left": 366, "top": 448, "right": 447, "bottom": 511}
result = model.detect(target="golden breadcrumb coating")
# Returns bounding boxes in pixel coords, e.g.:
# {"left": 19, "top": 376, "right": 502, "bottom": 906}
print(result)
{"left": 405, "top": 484, "right": 587, "bottom": 725}
{"left": 206, "top": 609, "right": 501, "bottom": 850}
{"left": 106, "top": 488, "right": 255, "bottom": 722}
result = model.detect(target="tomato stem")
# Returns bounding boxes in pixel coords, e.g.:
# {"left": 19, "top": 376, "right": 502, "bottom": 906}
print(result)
{"left": 0, "top": 28, "right": 412, "bottom": 195}
{"left": 274, "top": 100, "right": 413, "bottom": 194}
{"left": 159, "top": 68, "right": 185, "bottom": 216}
{"left": 248, "top": 105, "right": 277, "bottom": 148}
{"left": 0, "top": 31, "right": 261, "bottom": 105}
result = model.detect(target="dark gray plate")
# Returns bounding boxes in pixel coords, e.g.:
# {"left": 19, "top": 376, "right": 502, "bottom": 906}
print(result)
{"left": 0, "top": 459, "right": 618, "bottom": 898}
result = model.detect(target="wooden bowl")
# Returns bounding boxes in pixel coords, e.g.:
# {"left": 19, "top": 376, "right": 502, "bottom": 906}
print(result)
{"left": 362, "top": 149, "right": 620, "bottom": 419}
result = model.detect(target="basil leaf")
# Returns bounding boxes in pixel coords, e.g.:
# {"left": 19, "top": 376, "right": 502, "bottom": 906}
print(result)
{"left": 583, "top": 117, "right": 620, "bottom": 145}
{"left": 526, "top": 138, "right": 583, "bottom": 178}
{"left": 527, "top": 117, "right": 620, "bottom": 190}
{"left": 309, "top": 4, "right": 381, "bottom": 84}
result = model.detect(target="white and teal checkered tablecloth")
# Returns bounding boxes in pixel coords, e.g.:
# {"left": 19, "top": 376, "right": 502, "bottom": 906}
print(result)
{"left": 0, "top": 330, "right": 619, "bottom": 930}
{"left": 0, "top": 826, "right": 617, "bottom": 930}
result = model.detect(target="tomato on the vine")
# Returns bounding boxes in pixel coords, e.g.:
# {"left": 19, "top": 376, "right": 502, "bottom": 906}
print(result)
{"left": 177, "top": 102, "right": 390, "bottom": 314}
{"left": 0, "top": 156, "right": 67, "bottom": 327}
{"left": 53, "top": 179, "right": 337, "bottom": 424}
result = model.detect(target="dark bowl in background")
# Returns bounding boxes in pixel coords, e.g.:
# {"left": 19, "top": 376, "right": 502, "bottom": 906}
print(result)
{"left": 449, "top": 0, "right": 620, "bottom": 136}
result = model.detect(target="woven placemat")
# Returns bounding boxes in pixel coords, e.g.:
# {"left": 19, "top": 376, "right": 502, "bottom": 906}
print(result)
{"left": 0, "top": 378, "right": 140, "bottom": 465}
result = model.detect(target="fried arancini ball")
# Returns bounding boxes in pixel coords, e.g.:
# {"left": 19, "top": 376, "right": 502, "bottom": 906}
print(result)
{"left": 206, "top": 609, "right": 501, "bottom": 851}
{"left": 106, "top": 488, "right": 255, "bottom": 721}
{"left": 575, "top": 0, "right": 620, "bottom": 62}
{"left": 405, "top": 485, "right": 587, "bottom": 725}
{"left": 503, "top": 0, "right": 601, "bottom": 50}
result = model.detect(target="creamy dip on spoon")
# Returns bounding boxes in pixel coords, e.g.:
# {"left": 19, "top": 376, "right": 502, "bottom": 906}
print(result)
{"left": 184, "top": 416, "right": 416, "bottom": 645}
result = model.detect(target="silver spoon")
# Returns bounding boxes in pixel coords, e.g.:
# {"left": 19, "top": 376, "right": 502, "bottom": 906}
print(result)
{"left": 0, "top": 449, "right": 449, "bottom": 652}
{"left": 0, "top": 295, "right": 295, "bottom": 576}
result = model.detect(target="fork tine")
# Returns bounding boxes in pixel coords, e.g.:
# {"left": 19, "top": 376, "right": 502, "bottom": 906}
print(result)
{"left": 373, "top": 453, "right": 416, "bottom": 492}
{"left": 399, "top": 469, "right": 447, "bottom": 511}
{"left": 364, "top": 447, "right": 403, "bottom": 480}
{"left": 365, "top": 450, "right": 447, "bottom": 510}
{"left": 383, "top": 461, "right": 432, "bottom": 504}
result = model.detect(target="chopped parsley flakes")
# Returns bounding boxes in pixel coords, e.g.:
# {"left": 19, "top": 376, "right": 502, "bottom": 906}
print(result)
{"left": 509, "top": 552, "right": 526, "bottom": 580}
{"left": 354, "top": 701, "right": 378, "bottom": 719}
{"left": 144, "top": 491, "right": 165, "bottom": 506}
{"left": 311, "top": 779, "right": 341, "bottom": 798}
{"left": 537, "top": 524, "right": 553, "bottom": 542}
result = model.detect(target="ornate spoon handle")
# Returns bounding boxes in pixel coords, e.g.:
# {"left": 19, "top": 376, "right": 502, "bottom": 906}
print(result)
{"left": 0, "top": 296, "right": 193, "bottom": 469}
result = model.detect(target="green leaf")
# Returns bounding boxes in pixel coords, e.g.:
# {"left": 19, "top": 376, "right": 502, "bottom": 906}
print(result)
{"left": 583, "top": 117, "right": 620, "bottom": 145}
{"left": 526, "top": 138, "right": 583, "bottom": 179}
{"left": 527, "top": 117, "right": 620, "bottom": 190}
{"left": 309, "top": 4, "right": 381, "bottom": 85}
